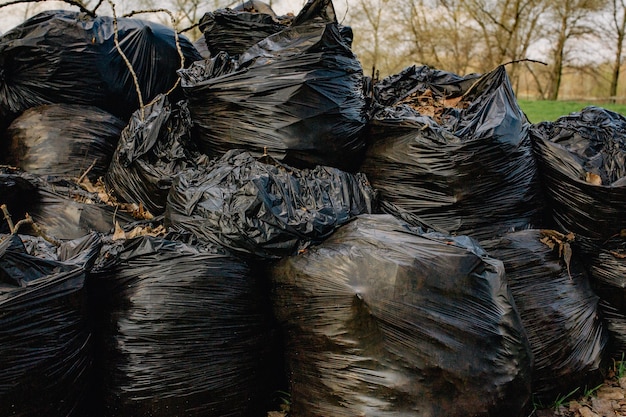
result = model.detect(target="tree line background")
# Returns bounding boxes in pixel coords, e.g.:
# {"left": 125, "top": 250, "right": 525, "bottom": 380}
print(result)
{"left": 2, "top": 0, "right": 625, "bottom": 101}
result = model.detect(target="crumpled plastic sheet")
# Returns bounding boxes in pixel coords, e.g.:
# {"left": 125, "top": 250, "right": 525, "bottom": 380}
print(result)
{"left": 574, "top": 235, "right": 626, "bottom": 360}
{"left": 198, "top": 5, "right": 289, "bottom": 57}
{"left": 4, "top": 104, "right": 125, "bottom": 181}
{"left": 271, "top": 214, "right": 532, "bottom": 417}
{"left": 0, "top": 167, "right": 135, "bottom": 240}
{"left": 105, "top": 94, "right": 210, "bottom": 215}
{"left": 165, "top": 149, "right": 376, "bottom": 259}
{"left": 361, "top": 65, "right": 544, "bottom": 242}
{"left": 178, "top": 0, "right": 368, "bottom": 172}
{"left": 530, "top": 106, "right": 626, "bottom": 242}
{"left": 0, "top": 233, "right": 101, "bottom": 417}
{"left": 371, "top": 64, "right": 481, "bottom": 109}
{"left": 482, "top": 229, "right": 608, "bottom": 403}
{"left": 0, "top": 10, "right": 202, "bottom": 122}
{"left": 89, "top": 235, "right": 278, "bottom": 417}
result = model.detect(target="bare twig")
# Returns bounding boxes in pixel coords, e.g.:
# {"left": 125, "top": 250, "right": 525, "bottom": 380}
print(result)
{"left": 23, "top": 213, "right": 61, "bottom": 246}
{"left": 121, "top": 8, "right": 185, "bottom": 110}
{"left": 1, "top": 204, "right": 15, "bottom": 233}
{"left": 106, "top": 0, "right": 145, "bottom": 120}
{"left": 0, "top": 0, "right": 96, "bottom": 16}
{"left": 502, "top": 58, "right": 548, "bottom": 67}
{"left": 89, "top": 0, "right": 104, "bottom": 14}
{"left": 179, "top": 21, "right": 200, "bottom": 35}
{"left": 1, "top": 205, "right": 60, "bottom": 245}
{"left": 77, "top": 158, "right": 97, "bottom": 184}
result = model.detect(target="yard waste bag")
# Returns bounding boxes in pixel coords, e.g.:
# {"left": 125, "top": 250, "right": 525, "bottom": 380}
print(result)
{"left": 0, "top": 167, "right": 136, "bottom": 240}
{"left": 360, "top": 65, "right": 543, "bottom": 242}
{"left": 0, "top": 168, "right": 38, "bottom": 234}
{"left": 3, "top": 104, "right": 125, "bottom": 181}
{"left": 165, "top": 149, "right": 376, "bottom": 259}
{"left": 530, "top": 106, "right": 626, "bottom": 359}
{"left": 0, "top": 232, "right": 101, "bottom": 417}
{"left": 579, "top": 235, "right": 626, "bottom": 360}
{"left": 198, "top": 1, "right": 289, "bottom": 57}
{"left": 371, "top": 64, "right": 481, "bottom": 109}
{"left": 105, "top": 94, "right": 210, "bottom": 216}
{"left": 89, "top": 235, "right": 277, "bottom": 417}
{"left": 179, "top": 0, "right": 368, "bottom": 172}
{"left": 0, "top": 10, "right": 202, "bottom": 122}
{"left": 482, "top": 229, "right": 608, "bottom": 403}
{"left": 271, "top": 214, "right": 532, "bottom": 417}
{"left": 530, "top": 106, "right": 626, "bottom": 243}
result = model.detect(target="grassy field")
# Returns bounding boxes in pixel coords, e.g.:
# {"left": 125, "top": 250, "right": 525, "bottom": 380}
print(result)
{"left": 517, "top": 99, "right": 626, "bottom": 123}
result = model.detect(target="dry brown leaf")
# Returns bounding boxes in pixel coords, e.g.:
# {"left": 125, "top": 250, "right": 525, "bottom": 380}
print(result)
{"left": 585, "top": 172, "right": 603, "bottom": 185}
{"left": 112, "top": 221, "right": 126, "bottom": 240}
{"left": 125, "top": 225, "right": 166, "bottom": 239}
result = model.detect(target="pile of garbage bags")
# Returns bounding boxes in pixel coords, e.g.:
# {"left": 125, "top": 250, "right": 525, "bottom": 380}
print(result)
{"left": 0, "top": 0, "right": 624, "bottom": 416}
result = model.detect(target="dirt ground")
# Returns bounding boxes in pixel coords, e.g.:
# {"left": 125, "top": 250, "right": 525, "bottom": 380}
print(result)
{"left": 266, "top": 367, "right": 626, "bottom": 417}
{"left": 533, "top": 370, "right": 626, "bottom": 417}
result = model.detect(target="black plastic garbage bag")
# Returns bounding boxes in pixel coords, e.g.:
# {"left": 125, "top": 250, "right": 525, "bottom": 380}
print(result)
{"left": 271, "top": 214, "right": 532, "bottom": 417}
{"left": 0, "top": 168, "right": 38, "bottom": 234}
{"left": 482, "top": 229, "right": 608, "bottom": 403}
{"left": 179, "top": 0, "right": 368, "bottom": 172}
{"left": 29, "top": 178, "right": 137, "bottom": 240}
{"left": 89, "top": 235, "right": 277, "bottom": 417}
{"left": 0, "top": 10, "right": 202, "bottom": 122}
{"left": 105, "top": 94, "right": 210, "bottom": 216}
{"left": 165, "top": 149, "right": 376, "bottom": 259}
{"left": 198, "top": 3, "right": 289, "bottom": 57}
{"left": 530, "top": 106, "right": 626, "bottom": 243}
{"left": 0, "top": 168, "right": 136, "bottom": 240}
{"left": 361, "top": 65, "right": 544, "bottom": 242}
{"left": 0, "top": 232, "right": 101, "bottom": 417}
{"left": 371, "top": 64, "right": 481, "bottom": 109}
{"left": 573, "top": 236, "right": 626, "bottom": 360}
{"left": 3, "top": 104, "right": 125, "bottom": 180}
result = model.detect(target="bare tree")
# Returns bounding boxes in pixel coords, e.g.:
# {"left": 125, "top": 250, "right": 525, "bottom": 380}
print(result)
{"left": 608, "top": 0, "right": 626, "bottom": 97}
{"left": 395, "top": 0, "right": 481, "bottom": 75}
{"left": 348, "top": 0, "right": 406, "bottom": 76}
{"left": 544, "top": 0, "right": 606, "bottom": 100}
{"left": 460, "top": 0, "right": 548, "bottom": 82}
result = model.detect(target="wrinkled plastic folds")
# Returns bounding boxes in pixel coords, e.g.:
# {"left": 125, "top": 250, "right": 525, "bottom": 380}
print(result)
{"left": 165, "top": 149, "right": 376, "bottom": 259}
{"left": 530, "top": 106, "right": 626, "bottom": 242}
{"left": 482, "top": 229, "right": 608, "bottom": 402}
{"left": 361, "top": 65, "right": 543, "bottom": 242}
{"left": 4, "top": 104, "right": 125, "bottom": 180}
{"left": 0, "top": 167, "right": 135, "bottom": 240}
{"left": 0, "top": 168, "right": 38, "bottom": 234}
{"left": 577, "top": 236, "right": 626, "bottom": 360}
{"left": 198, "top": 6, "right": 288, "bottom": 57}
{"left": 0, "top": 233, "right": 101, "bottom": 417}
{"left": 90, "top": 236, "right": 276, "bottom": 417}
{"left": 105, "top": 94, "right": 209, "bottom": 215}
{"left": 179, "top": 0, "right": 368, "bottom": 171}
{"left": 0, "top": 10, "right": 202, "bottom": 121}
{"left": 271, "top": 214, "right": 532, "bottom": 417}
{"left": 372, "top": 64, "right": 481, "bottom": 108}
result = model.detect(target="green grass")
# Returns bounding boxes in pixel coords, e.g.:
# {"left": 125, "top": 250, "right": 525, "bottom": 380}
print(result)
{"left": 518, "top": 99, "right": 626, "bottom": 123}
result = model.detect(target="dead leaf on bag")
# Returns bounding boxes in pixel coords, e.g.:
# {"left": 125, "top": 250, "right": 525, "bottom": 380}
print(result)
{"left": 585, "top": 172, "right": 602, "bottom": 185}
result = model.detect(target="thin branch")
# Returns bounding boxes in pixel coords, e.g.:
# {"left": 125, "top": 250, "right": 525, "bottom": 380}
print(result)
{"left": 23, "top": 213, "right": 61, "bottom": 246}
{"left": 77, "top": 158, "right": 97, "bottom": 184}
{"left": 0, "top": 0, "right": 96, "bottom": 16}
{"left": 121, "top": 8, "right": 185, "bottom": 109}
{"left": 106, "top": 0, "right": 145, "bottom": 120}
{"left": 1, "top": 204, "right": 15, "bottom": 233}
{"left": 179, "top": 21, "right": 200, "bottom": 34}
{"left": 1, "top": 204, "right": 60, "bottom": 245}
